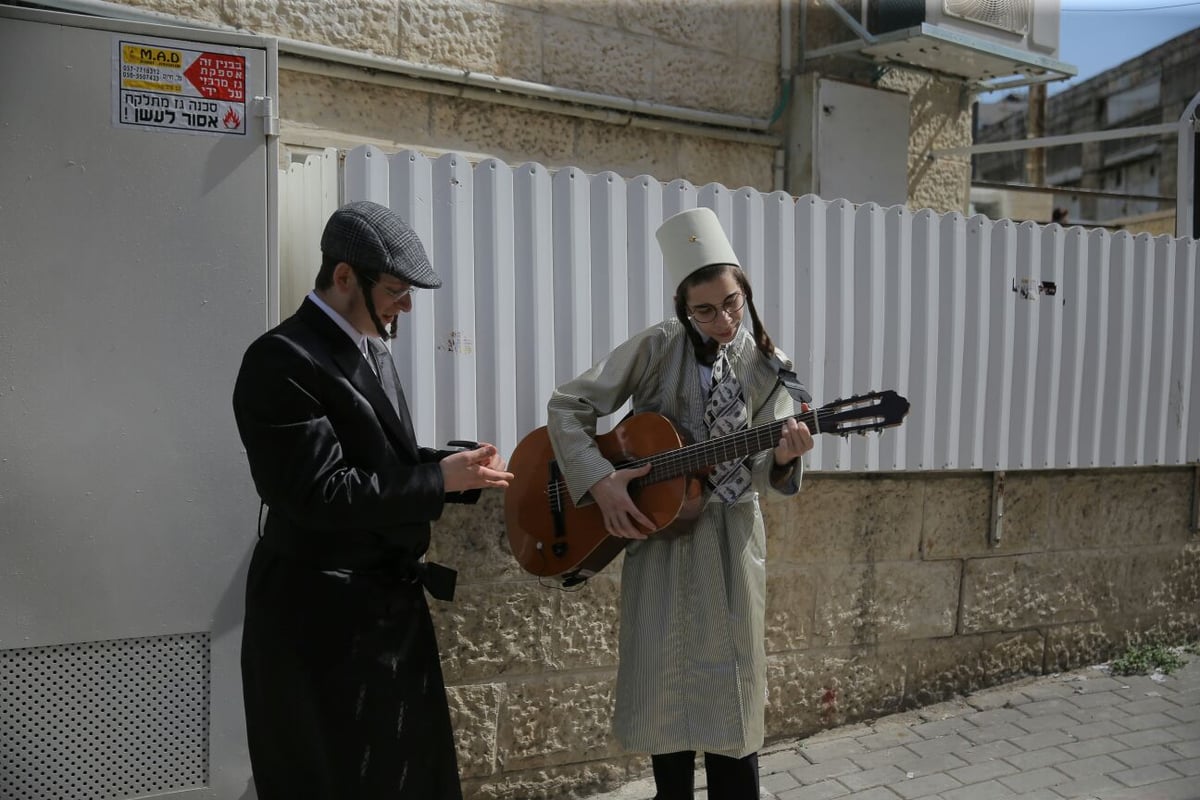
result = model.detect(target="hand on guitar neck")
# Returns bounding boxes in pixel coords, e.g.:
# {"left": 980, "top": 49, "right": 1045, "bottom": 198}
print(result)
{"left": 772, "top": 413, "right": 814, "bottom": 466}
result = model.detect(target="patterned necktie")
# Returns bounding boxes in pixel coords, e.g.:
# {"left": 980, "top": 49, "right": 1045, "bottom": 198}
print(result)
{"left": 703, "top": 345, "right": 752, "bottom": 503}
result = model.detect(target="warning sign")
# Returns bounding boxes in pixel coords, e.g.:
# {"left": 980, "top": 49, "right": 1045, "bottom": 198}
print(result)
{"left": 114, "top": 37, "right": 248, "bottom": 135}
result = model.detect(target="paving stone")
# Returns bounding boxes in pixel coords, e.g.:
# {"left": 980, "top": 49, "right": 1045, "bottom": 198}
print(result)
{"left": 1163, "top": 721, "right": 1200, "bottom": 742}
{"left": 1069, "top": 676, "right": 1130, "bottom": 693}
{"left": 840, "top": 765, "right": 911, "bottom": 792}
{"left": 856, "top": 727, "right": 925, "bottom": 751}
{"left": 1003, "top": 745, "right": 1073, "bottom": 771}
{"left": 959, "top": 722, "right": 1029, "bottom": 745}
{"left": 1167, "top": 738, "right": 1200, "bottom": 758}
{"left": 1010, "top": 729, "right": 1077, "bottom": 751}
{"left": 1056, "top": 753, "right": 1128, "bottom": 780}
{"left": 1060, "top": 736, "right": 1125, "bottom": 758}
{"left": 841, "top": 788, "right": 902, "bottom": 800}
{"left": 762, "top": 771, "right": 801, "bottom": 794}
{"left": 1168, "top": 756, "right": 1200, "bottom": 776}
{"left": 1110, "top": 762, "right": 1185, "bottom": 787}
{"left": 761, "top": 749, "right": 814, "bottom": 774}
{"left": 776, "top": 781, "right": 849, "bottom": 800}
{"left": 850, "top": 745, "right": 919, "bottom": 771}
{"left": 906, "top": 734, "right": 973, "bottom": 759}
{"left": 1118, "top": 711, "right": 1183, "bottom": 733}
{"left": 1100, "top": 775, "right": 1200, "bottom": 799}
{"left": 1117, "top": 697, "right": 1179, "bottom": 716}
{"left": 799, "top": 739, "right": 869, "bottom": 763}
{"left": 1165, "top": 703, "right": 1200, "bottom": 723}
{"left": 1111, "top": 744, "right": 1183, "bottom": 768}
{"left": 1045, "top": 772, "right": 1122, "bottom": 798}
{"left": 1068, "top": 690, "right": 1124, "bottom": 709}
{"left": 946, "top": 758, "right": 1019, "bottom": 785}
{"left": 1063, "top": 705, "right": 1132, "bottom": 724}
{"left": 996, "top": 765, "right": 1069, "bottom": 793}
{"left": 890, "top": 773, "right": 961, "bottom": 799}
{"left": 788, "top": 757, "right": 862, "bottom": 786}
{"left": 940, "top": 778, "right": 1016, "bottom": 800}
{"left": 1063, "top": 719, "right": 1132, "bottom": 741}
{"left": 966, "top": 708, "right": 1027, "bottom": 726}
{"left": 1113, "top": 725, "right": 1180, "bottom": 747}
{"left": 955, "top": 740, "right": 1022, "bottom": 764}
{"left": 1018, "top": 698, "right": 1076, "bottom": 716}
{"left": 893, "top": 752, "right": 970, "bottom": 777}
{"left": 1012, "top": 712, "right": 1080, "bottom": 733}
{"left": 912, "top": 718, "right": 976, "bottom": 739}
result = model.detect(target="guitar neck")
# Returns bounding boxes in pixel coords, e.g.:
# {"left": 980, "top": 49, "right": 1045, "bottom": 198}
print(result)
{"left": 632, "top": 409, "right": 816, "bottom": 485}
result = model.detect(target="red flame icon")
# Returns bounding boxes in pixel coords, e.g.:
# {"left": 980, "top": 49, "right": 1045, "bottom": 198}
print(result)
{"left": 223, "top": 108, "right": 242, "bottom": 129}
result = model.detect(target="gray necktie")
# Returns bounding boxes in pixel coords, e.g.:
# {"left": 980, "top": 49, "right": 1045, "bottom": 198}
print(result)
{"left": 367, "top": 340, "right": 400, "bottom": 415}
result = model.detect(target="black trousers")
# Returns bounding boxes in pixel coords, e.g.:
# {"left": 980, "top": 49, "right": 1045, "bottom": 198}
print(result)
{"left": 651, "top": 750, "right": 760, "bottom": 800}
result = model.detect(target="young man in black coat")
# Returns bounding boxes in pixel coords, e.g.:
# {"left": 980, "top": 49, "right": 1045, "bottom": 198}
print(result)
{"left": 232, "top": 201, "right": 512, "bottom": 799}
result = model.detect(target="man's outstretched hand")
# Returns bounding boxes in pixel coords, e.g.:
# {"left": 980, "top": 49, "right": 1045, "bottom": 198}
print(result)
{"left": 440, "top": 443, "right": 514, "bottom": 493}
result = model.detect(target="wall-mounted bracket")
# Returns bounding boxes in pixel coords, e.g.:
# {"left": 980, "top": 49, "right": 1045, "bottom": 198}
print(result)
{"left": 1192, "top": 464, "right": 1200, "bottom": 539}
{"left": 990, "top": 471, "right": 1005, "bottom": 546}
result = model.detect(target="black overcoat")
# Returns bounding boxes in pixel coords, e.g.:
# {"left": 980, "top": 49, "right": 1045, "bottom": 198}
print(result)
{"left": 232, "top": 298, "right": 476, "bottom": 799}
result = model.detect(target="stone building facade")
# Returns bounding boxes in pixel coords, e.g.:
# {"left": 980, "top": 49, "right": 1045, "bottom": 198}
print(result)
{"left": 100, "top": 0, "right": 973, "bottom": 212}
{"left": 50, "top": 2, "right": 1197, "bottom": 799}
{"left": 974, "top": 26, "right": 1200, "bottom": 227}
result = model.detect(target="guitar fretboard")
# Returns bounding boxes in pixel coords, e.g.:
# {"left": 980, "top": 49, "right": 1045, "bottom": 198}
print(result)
{"left": 629, "top": 408, "right": 822, "bottom": 486}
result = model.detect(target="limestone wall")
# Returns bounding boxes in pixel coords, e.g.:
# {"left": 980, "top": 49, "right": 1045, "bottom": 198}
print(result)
{"left": 429, "top": 468, "right": 1198, "bottom": 799}
{"left": 107, "top": 0, "right": 970, "bottom": 210}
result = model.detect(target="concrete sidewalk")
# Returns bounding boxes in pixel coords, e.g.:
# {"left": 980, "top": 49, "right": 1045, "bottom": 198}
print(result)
{"left": 588, "top": 655, "right": 1200, "bottom": 800}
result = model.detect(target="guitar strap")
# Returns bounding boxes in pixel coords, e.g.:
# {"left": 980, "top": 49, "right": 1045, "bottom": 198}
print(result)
{"left": 768, "top": 351, "right": 812, "bottom": 405}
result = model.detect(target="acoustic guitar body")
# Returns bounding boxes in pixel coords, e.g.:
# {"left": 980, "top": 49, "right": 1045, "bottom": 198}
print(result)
{"left": 504, "top": 413, "right": 694, "bottom": 579}
{"left": 504, "top": 389, "right": 911, "bottom": 583}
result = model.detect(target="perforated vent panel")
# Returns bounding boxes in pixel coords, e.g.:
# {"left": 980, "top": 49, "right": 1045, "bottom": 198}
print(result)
{"left": 944, "top": 0, "right": 1031, "bottom": 33}
{"left": 1, "top": 633, "right": 210, "bottom": 800}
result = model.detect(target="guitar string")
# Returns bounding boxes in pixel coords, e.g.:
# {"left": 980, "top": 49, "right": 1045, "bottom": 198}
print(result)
{"left": 543, "top": 406, "right": 873, "bottom": 499}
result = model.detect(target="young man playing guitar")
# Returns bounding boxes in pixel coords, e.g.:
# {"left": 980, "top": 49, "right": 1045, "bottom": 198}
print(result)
{"left": 545, "top": 207, "right": 814, "bottom": 799}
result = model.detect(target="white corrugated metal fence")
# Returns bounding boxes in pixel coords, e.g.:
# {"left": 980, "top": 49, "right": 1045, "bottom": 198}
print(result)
{"left": 279, "top": 146, "right": 1199, "bottom": 472}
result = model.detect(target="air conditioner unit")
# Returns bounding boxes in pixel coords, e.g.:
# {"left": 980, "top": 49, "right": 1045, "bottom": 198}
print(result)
{"left": 808, "top": 0, "right": 1076, "bottom": 91}
{"left": 868, "top": 0, "right": 1060, "bottom": 57}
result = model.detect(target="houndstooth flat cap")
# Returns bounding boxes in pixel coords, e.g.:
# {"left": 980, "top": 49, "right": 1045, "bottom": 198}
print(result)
{"left": 320, "top": 200, "right": 442, "bottom": 288}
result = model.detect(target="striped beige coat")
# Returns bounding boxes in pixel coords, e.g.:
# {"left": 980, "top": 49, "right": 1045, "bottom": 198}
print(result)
{"left": 547, "top": 319, "right": 803, "bottom": 758}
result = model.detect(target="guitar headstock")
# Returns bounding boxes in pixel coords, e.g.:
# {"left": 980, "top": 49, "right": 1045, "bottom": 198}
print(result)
{"left": 813, "top": 390, "right": 910, "bottom": 437}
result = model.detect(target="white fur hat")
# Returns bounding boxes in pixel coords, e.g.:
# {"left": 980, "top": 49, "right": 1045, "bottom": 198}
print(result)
{"left": 655, "top": 207, "right": 741, "bottom": 291}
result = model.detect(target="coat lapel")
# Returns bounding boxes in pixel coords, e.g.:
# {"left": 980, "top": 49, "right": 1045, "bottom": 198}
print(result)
{"left": 297, "top": 300, "right": 421, "bottom": 461}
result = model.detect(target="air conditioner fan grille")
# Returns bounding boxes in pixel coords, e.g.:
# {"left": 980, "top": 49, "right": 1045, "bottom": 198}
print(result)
{"left": 944, "top": 0, "right": 1031, "bottom": 34}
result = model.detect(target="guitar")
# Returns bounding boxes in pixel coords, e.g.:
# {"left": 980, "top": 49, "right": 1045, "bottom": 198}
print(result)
{"left": 504, "top": 390, "right": 910, "bottom": 586}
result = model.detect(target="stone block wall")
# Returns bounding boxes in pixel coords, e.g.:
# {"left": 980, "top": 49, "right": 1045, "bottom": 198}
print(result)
{"left": 109, "top": 0, "right": 971, "bottom": 211}
{"left": 428, "top": 467, "right": 1198, "bottom": 799}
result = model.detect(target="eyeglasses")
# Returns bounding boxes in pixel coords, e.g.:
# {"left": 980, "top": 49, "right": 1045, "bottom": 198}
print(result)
{"left": 365, "top": 278, "right": 417, "bottom": 303}
{"left": 687, "top": 292, "right": 745, "bottom": 323}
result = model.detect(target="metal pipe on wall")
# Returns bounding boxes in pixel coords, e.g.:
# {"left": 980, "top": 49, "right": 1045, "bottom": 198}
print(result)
{"left": 27, "top": 0, "right": 783, "bottom": 148}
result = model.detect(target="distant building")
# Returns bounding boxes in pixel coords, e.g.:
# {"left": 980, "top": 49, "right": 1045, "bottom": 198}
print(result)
{"left": 973, "top": 26, "right": 1200, "bottom": 228}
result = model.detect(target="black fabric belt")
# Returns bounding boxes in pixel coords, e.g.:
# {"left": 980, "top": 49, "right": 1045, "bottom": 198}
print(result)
{"left": 396, "top": 560, "right": 458, "bottom": 602}
{"left": 340, "top": 560, "right": 458, "bottom": 603}
{"left": 255, "top": 533, "right": 457, "bottom": 601}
